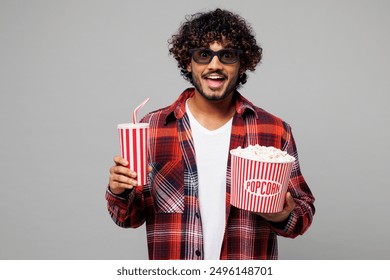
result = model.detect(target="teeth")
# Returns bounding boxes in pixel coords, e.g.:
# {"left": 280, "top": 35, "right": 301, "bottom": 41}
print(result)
{"left": 208, "top": 76, "right": 223, "bottom": 79}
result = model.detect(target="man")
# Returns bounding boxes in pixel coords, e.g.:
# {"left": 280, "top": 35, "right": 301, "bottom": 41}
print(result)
{"left": 106, "top": 8, "right": 315, "bottom": 260}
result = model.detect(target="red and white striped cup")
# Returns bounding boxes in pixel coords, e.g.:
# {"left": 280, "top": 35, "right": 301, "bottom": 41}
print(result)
{"left": 230, "top": 153, "right": 294, "bottom": 213}
{"left": 118, "top": 123, "right": 149, "bottom": 186}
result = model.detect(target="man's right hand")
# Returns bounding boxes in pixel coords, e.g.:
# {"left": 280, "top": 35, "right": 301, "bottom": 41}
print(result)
{"left": 108, "top": 156, "right": 139, "bottom": 195}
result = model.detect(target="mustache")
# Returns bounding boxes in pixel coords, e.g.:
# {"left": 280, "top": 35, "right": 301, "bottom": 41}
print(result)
{"left": 201, "top": 70, "right": 227, "bottom": 79}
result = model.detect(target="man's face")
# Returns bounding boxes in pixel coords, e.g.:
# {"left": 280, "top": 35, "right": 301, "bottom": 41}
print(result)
{"left": 187, "top": 42, "right": 241, "bottom": 101}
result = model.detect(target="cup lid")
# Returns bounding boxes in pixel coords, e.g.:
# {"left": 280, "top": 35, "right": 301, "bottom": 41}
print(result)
{"left": 117, "top": 123, "right": 149, "bottom": 129}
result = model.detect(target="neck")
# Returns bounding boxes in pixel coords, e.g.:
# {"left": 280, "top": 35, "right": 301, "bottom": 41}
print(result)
{"left": 187, "top": 90, "right": 236, "bottom": 130}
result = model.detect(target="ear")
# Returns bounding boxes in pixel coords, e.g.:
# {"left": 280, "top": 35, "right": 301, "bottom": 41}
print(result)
{"left": 186, "top": 62, "right": 192, "bottom": 73}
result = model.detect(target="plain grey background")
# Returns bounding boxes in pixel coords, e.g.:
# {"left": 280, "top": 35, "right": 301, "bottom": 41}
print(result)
{"left": 1, "top": 0, "right": 389, "bottom": 260}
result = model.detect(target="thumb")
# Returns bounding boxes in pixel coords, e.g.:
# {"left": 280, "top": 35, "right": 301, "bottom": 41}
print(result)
{"left": 285, "top": 192, "right": 296, "bottom": 211}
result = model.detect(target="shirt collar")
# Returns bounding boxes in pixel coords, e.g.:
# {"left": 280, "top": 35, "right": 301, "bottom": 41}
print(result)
{"left": 164, "top": 87, "right": 258, "bottom": 124}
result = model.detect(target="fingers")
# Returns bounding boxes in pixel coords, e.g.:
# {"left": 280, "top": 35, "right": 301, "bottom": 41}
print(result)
{"left": 110, "top": 173, "right": 138, "bottom": 189}
{"left": 285, "top": 192, "right": 296, "bottom": 212}
{"left": 254, "top": 192, "right": 296, "bottom": 222}
{"left": 109, "top": 157, "right": 153, "bottom": 194}
{"left": 109, "top": 163, "right": 136, "bottom": 178}
{"left": 109, "top": 156, "right": 138, "bottom": 194}
{"left": 113, "top": 155, "right": 128, "bottom": 167}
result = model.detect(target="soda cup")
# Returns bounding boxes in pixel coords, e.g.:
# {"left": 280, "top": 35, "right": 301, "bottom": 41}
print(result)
{"left": 118, "top": 123, "right": 149, "bottom": 186}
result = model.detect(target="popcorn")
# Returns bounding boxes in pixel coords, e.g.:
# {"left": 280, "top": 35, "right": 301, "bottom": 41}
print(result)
{"left": 230, "top": 145, "right": 295, "bottom": 163}
{"left": 230, "top": 145, "right": 295, "bottom": 213}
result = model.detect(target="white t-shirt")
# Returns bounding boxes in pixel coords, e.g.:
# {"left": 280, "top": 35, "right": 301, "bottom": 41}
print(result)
{"left": 186, "top": 100, "right": 232, "bottom": 260}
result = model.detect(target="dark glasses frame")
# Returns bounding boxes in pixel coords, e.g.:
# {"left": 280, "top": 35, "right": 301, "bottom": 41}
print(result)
{"left": 189, "top": 48, "right": 243, "bottom": 65}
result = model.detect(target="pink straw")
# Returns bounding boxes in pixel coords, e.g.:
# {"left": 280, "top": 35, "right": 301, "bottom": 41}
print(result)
{"left": 132, "top": 97, "right": 150, "bottom": 124}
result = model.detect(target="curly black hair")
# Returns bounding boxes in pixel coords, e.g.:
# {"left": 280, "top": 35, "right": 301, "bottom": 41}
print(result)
{"left": 168, "top": 8, "right": 263, "bottom": 87}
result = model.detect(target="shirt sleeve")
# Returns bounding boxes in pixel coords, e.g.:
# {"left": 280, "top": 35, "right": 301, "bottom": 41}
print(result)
{"left": 270, "top": 125, "right": 315, "bottom": 238}
{"left": 105, "top": 185, "right": 146, "bottom": 228}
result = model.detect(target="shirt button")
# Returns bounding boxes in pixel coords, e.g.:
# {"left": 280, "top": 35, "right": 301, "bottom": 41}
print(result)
{"left": 195, "top": 250, "right": 201, "bottom": 257}
{"left": 195, "top": 213, "right": 200, "bottom": 219}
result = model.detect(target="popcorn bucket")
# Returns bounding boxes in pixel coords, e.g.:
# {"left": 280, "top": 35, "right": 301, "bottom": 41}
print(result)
{"left": 118, "top": 123, "right": 149, "bottom": 186}
{"left": 230, "top": 152, "right": 294, "bottom": 213}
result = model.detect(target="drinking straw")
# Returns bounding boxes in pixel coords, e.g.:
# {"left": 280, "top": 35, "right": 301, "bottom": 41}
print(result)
{"left": 132, "top": 97, "right": 150, "bottom": 124}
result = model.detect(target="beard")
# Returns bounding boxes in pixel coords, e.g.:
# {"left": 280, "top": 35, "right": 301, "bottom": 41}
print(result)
{"left": 191, "top": 70, "right": 238, "bottom": 101}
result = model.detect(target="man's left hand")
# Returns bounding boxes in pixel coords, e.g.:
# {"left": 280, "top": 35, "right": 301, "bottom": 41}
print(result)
{"left": 255, "top": 192, "right": 296, "bottom": 222}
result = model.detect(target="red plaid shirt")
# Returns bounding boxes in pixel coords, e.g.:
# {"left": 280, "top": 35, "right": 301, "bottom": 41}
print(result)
{"left": 106, "top": 88, "right": 315, "bottom": 260}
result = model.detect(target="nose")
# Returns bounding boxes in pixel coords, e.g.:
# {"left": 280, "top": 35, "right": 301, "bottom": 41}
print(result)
{"left": 207, "top": 54, "right": 223, "bottom": 70}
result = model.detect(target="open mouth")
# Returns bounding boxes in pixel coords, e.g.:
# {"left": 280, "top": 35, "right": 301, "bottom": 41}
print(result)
{"left": 204, "top": 74, "right": 226, "bottom": 88}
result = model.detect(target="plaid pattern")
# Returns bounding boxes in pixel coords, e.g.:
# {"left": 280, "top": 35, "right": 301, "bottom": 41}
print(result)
{"left": 106, "top": 88, "right": 315, "bottom": 259}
